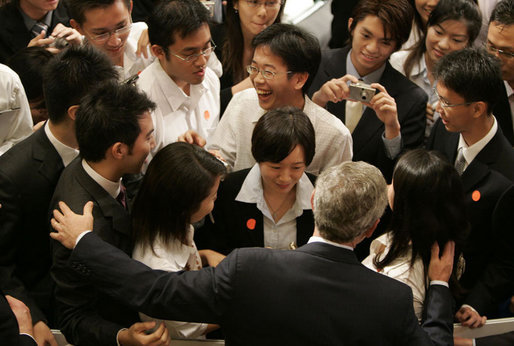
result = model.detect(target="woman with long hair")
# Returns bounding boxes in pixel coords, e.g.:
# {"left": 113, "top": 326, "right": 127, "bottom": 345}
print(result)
{"left": 132, "top": 142, "right": 226, "bottom": 339}
{"left": 362, "top": 149, "right": 468, "bottom": 321}
{"left": 212, "top": 0, "right": 285, "bottom": 114}
{"left": 391, "top": 0, "right": 481, "bottom": 137}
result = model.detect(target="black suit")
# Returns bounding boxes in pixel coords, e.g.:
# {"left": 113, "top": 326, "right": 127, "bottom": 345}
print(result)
{"left": 195, "top": 168, "right": 315, "bottom": 254}
{"left": 427, "top": 119, "right": 514, "bottom": 314}
{"left": 50, "top": 159, "right": 139, "bottom": 346}
{"left": 0, "top": 293, "right": 37, "bottom": 346}
{"left": 0, "top": 0, "right": 70, "bottom": 64}
{"left": 494, "top": 83, "right": 514, "bottom": 146}
{"left": 308, "top": 46, "right": 427, "bottom": 181}
{"left": 69, "top": 232, "right": 454, "bottom": 346}
{"left": 0, "top": 127, "right": 64, "bottom": 326}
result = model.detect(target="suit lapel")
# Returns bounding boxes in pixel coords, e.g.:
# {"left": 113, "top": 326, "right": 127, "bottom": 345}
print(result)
{"left": 494, "top": 84, "right": 514, "bottom": 145}
{"left": 32, "top": 128, "right": 64, "bottom": 184}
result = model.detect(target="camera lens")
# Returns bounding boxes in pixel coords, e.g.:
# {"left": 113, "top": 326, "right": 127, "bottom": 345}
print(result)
{"left": 360, "top": 90, "right": 367, "bottom": 101}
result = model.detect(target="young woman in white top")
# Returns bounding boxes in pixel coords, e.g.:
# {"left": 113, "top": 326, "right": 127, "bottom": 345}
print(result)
{"left": 362, "top": 149, "right": 468, "bottom": 321}
{"left": 131, "top": 142, "right": 226, "bottom": 339}
{"left": 391, "top": 0, "right": 481, "bottom": 137}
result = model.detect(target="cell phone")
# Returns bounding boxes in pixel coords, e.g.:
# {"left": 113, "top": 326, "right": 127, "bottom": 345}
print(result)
{"left": 349, "top": 82, "right": 376, "bottom": 103}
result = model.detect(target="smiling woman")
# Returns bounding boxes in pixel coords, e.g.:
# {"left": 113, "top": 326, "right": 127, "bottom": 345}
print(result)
{"left": 195, "top": 107, "right": 316, "bottom": 254}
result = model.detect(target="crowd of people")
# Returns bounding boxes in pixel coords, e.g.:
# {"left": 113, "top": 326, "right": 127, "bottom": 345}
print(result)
{"left": 0, "top": 0, "right": 513, "bottom": 345}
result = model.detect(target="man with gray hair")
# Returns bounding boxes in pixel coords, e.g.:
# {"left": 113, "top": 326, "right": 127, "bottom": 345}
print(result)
{"left": 49, "top": 161, "right": 454, "bottom": 345}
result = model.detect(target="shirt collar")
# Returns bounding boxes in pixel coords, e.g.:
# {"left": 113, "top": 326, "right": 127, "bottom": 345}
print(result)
{"left": 308, "top": 236, "right": 354, "bottom": 251}
{"left": 153, "top": 59, "right": 206, "bottom": 112}
{"left": 505, "top": 80, "right": 514, "bottom": 98}
{"left": 19, "top": 7, "right": 52, "bottom": 32}
{"left": 81, "top": 159, "right": 121, "bottom": 199}
{"left": 44, "top": 122, "right": 79, "bottom": 167}
{"left": 235, "top": 163, "right": 314, "bottom": 211}
{"left": 458, "top": 116, "right": 498, "bottom": 165}
{"left": 346, "top": 49, "right": 386, "bottom": 84}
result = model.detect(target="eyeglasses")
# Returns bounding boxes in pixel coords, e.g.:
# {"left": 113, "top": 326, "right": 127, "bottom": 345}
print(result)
{"left": 168, "top": 41, "right": 216, "bottom": 63}
{"left": 246, "top": 65, "right": 292, "bottom": 80}
{"left": 243, "top": 0, "right": 283, "bottom": 9}
{"left": 86, "top": 23, "right": 132, "bottom": 44}
{"left": 434, "top": 89, "right": 473, "bottom": 108}
{"left": 485, "top": 42, "right": 514, "bottom": 59}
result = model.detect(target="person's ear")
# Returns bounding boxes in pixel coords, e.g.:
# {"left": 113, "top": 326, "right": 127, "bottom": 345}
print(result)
{"left": 348, "top": 18, "right": 354, "bottom": 35}
{"left": 70, "top": 19, "right": 84, "bottom": 35}
{"left": 365, "top": 219, "right": 380, "bottom": 238}
{"left": 471, "top": 101, "right": 488, "bottom": 119}
{"left": 310, "top": 189, "right": 316, "bottom": 211}
{"left": 111, "top": 142, "right": 127, "bottom": 160}
{"left": 129, "top": 0, "right": 134, "bottom": 14}
{"left": 67, "top": 105, "right": 79, "bottom": 121}
{"left": 151, "top": 45, "right": 166, "bottom": 60}
{"left": 292, "top": 72, "right": 309, "bottom": 91}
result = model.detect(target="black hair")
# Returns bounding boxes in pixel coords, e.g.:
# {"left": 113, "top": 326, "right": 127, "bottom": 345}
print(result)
{"left": 65, "top": 0, "right": 131, "bottom": 25}
{"left": 489, "top": 0, "right": 514, "bottom": 26}
{"left": 147, "top": 0, "right": 210, "bottom": 58}
{"left": 76, "top": 81, "right": 155, "bottom": 162}
{"left": 252, "top": 23, "right": 321, "bottom": 93}
{"left": 434, "top": 47, "right": 503, "bottom": 113}
{"left": 251, "top": 106, "right": 315, "bottom": 166}
{"left": 7, "top": 47, "right": 53, "bottom": 102}
{"left": 350, "top": 0, "right": 413, "bottom": 51}
{"left": 403, "top": 0, "right": 481, "bottom": 79}
{"left": 222, "top": 0, "right": 285, "bottom": 84}
{"left": 375, "top": 149, "right": 468, "bottom": 296}
{"left": 42, "top": 45, "right": 118, "bottom": 124}
{"left": 133, "top": 142, "right": 226, "bottom": 250}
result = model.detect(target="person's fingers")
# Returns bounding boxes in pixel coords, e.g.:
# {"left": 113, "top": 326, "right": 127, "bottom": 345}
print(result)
{"left": 83, "top": 201, "right": 94, "bottom": 217}
{"left": 53, "top": 207, "right": 65, "bottom": 223}
{"left": 370, "top": 82, "right": 387, "bottom": 95}
{"left": 132, "top": 321, "right": 157, "bottom": 333}
{"left": 59, "top": 201, "right": 73, "bottom": 215}
{"left": 49, "top": 229, "right": 62, "bottom": 241}
{"left": 431, "top": 242, "right": 440, "bottom": 259}
{"left": 442, "top": 240, "right": 455, "bottom": 260}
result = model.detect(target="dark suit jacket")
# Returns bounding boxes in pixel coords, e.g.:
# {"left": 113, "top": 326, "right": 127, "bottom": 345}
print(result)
{"left": 0, "top": 293, "right": 37, "bottom": 346}
{"left": 494, "top": 83, "right": 514, "bottom": 146}
{"left": 308, "top": 46, "right": 427, "bottom": 181}
{"left": 50, "top": 159, "right": 139, "bottom": 346}
{"left": 0, "top": 0, "right": 70, "bottom": 64}
{"left": 0, "top": 127, "right": 64, "bottom": 325}
{"left": 70, "top": 232, "right": 454, "bottom": 346}
{"left": 477, "top": 331, "right": 514, "bottom": 346}
{"left": 195, "top": 168, "right": 315, "bottom": 255}
{"left": 427, "top": 119, "right": 514, "bottom": 314}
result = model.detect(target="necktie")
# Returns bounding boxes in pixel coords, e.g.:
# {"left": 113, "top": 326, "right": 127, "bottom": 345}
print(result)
{"left": 454, "top": 148, "right": 467, "bottom": 176}
{"left": 116, "top": 184, "right": 127, "bottom": 209}
{"left": 345, "top": 100, "right": 363, "bottom": 134}
{"left": 31, "top": 21, "right": 48, "bottom": 37}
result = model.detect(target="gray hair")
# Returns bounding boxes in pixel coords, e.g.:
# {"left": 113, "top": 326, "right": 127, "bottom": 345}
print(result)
{"left": 313, "top": 161, "right": 388, "bottom": 243}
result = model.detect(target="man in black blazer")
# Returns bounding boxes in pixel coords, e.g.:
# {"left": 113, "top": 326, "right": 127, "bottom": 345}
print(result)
{"left": 50, "top": 161, "right": 455, "bottom": 346}
{"left": 427, "top": 48, "right": 514, "bottom": 328}
{"left": 0, "top": 0, "right": 80, "bottom": 63}
{"left": 308, "top": 0, "right": 426, "bottom": 182}
{"left": 49, "top": 81, "right": 168, "bottom": 345}
{"left": 0, "top": 46, "right": 117, "bottom": 345}
{"left": 486, "top": 0, "right": 514, "bottom": 145}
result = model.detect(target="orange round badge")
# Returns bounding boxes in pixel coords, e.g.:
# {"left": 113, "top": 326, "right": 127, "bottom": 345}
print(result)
{"left": 472, "top": 190, "right": 481, "bottom": 202}
{"left": 246, "top": 218, "right": 256, "bottom": 230}
{"left": 204, "top": 110, "right": 210, "bottom": 120}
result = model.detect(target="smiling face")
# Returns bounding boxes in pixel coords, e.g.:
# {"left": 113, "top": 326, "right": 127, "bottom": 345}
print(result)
{"left": 487, "top": 22, "right": 514, "bottom": 86}
{"left": 20, "top": 0, "right": 59, "bottom": 18}
{"left": 435, "top": 82, "right": 474, "bottom": 134}
{"left": 415, "top": 0, "right": 440, "bottom": 26}
{"left": 234, "top": 0, "right": 281, "bottom": 39}
{"left": 349, "top": 15, "right": 396, "bottom": 77}
{"left": 71, "top": 0, "right": 132, "bottom": 66}
{"left": 190, "top": 176, "right": 221, "bottom": 223}
{"left": 250, "top": 45, "right": 304, "bottom": 110}
{"left": 425, "top": 19, "right": 469, "bottom": 66}
{"left": 154, "top": 23, "right": 211, "bottom": 91}
{"left": 259, "top": 145, "right": 306, "bottom": 196}
{"left": 124, "top": 111, "right": 155, "bottom": 174}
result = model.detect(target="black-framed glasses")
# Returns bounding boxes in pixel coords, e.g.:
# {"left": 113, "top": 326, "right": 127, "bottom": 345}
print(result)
{"left": 169, "top": 41, "right": 217, "bottom": 63}
{"left": 243, "top": 0, "right": 283, "bottom": 9}
{"left": 434, "top": 89, "right": 473, "bottom": 108}
{"left": 86, "top": 22, "right": 132, "bottom": 44}
{"left": 485, "top": 42, "right": 514, "bottom": 59}
{"left": 246, "top": 65, "right": 292, "bottom": 80}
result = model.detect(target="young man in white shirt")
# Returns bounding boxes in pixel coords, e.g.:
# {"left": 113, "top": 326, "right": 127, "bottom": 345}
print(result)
{"left": 208, "top": 24, "right": 352, "bottom": 176}
{"left": 67, "top": 0, "right": 153, "bottom": 80}
{"left": 140, "top": 0, "right": 219, "bottom": 158}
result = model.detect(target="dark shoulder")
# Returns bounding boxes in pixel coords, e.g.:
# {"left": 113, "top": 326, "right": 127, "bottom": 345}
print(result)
{"left": 218, "top": 168, "right": 251, "bottom": 199}
{"left": 0, "top": 130, "right": 45, "bottom": 176}
{"left": 306, "top": 172, "right": 317, "bottom": 185}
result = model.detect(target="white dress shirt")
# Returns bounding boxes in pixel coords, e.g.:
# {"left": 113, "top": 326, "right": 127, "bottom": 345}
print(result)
{"left": 0, "top": 64, "right": 32, "bottom": 156}
{"left": 457, "top": 116, "right": 498, "bottom": 173}
{"left": 208, "top": 89, "right": 352, "bottom": 175}
{"left": 132, "top": 225, "right": 208, "bottom": 339}
{"left": 115, "top": 22, "right": 154, "bottom": 81}
{"left": 235, "top": 164, "right": 314, "bottom": 250}
{"left": 44, "top": 122, "right": 79, "bottom": 167}
{"left": 81, "top": 159, "right": 121, "bottom": 198}
{"left": 138, "top": 59, "right": 220, "bottom": 158}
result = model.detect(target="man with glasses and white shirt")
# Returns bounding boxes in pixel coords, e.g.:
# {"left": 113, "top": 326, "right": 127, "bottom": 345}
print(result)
{"left": 427, "top": 48, "right": 514, "bottom": 333}
{"left": 138, "top": 0, "right": 219, "bottom": 158}
{"left": 66, "top": 0, "right": 153, "bottom": 81}
{"left": 486, "top": 0, "right": 514, "bottom": 146}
